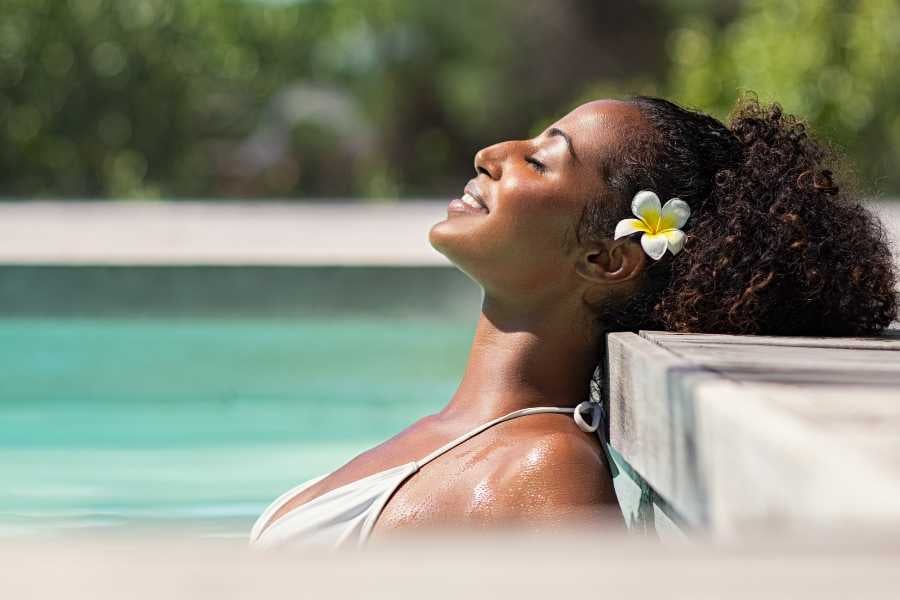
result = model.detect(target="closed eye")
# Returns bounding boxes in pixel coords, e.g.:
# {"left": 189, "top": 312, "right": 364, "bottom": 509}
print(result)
{"left": 526, "top": 156, "right": 546, "bottom": 173}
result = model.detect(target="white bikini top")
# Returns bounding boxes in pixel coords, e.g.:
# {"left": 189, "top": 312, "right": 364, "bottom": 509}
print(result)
{"left": 249, "top": 401, "right": 603, "bottom": 550}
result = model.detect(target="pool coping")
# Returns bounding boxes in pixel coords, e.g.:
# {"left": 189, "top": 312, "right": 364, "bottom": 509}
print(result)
{"left": 0, "top": 200, "right": 454, "bottom": 266}
{"left": 2, "top": 199, "right": 896, "bottom": 268}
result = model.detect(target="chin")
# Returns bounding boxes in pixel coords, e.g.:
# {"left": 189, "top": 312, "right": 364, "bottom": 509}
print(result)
{"left": 428, "top": 218, "right": 484, "bottom": 283}
{"left": 428, "top": 218, "right": 459, "bottom": 262}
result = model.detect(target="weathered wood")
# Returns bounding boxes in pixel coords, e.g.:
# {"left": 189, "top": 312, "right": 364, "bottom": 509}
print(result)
{"left": 606, "top": 328, "right": 900, "bottom": 537}
{"left": 650, "top": 342, "right": 900, "bottom": 372}
{"left": 641, "top": 327, "right": 900, "bottom": 349}
{"left": 695, "top": 381, "right": 900, "bottom": 535}
{"left": 606, "top": 332, "right": 714, "bottom": 527}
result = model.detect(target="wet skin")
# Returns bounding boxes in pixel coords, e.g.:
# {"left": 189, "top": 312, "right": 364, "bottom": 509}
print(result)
{"left": 260, "top": 100, "right": 649, "bottom": 540}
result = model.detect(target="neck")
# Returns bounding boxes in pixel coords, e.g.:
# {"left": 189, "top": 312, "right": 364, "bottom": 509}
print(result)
{"left": 439, "top": 293, "right": 601, "bottom": 423}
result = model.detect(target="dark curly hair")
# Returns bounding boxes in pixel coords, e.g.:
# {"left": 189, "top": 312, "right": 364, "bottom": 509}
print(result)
{"left": 578, "top": 94, "right": 897, "bottom": 336}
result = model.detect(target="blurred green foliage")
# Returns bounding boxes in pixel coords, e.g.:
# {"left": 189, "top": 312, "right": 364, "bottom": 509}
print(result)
{"left": 0, "top": 0, "right": 898, "bottom": 199}
{"left": 667, "top": 0, "right": 900, "bottom": 195}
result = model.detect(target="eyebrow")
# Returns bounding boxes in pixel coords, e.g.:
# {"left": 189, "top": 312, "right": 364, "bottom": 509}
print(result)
{"left": 547, "top": 127, "right": 578, "bottom": 162}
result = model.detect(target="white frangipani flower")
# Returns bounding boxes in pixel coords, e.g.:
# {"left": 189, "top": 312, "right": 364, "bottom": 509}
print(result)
{"left": 613, "top": 190, "right": 691, "bottom": 260}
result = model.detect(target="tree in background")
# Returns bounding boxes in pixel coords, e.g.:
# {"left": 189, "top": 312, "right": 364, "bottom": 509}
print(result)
{"left": 0, "top": 0, "right": 665, "bottom": 199}
{"left": 666, "top": 0, "right": 900, "bottom": 195}
{"left": 0, "top": 0, "right": 897, "bottom": 199}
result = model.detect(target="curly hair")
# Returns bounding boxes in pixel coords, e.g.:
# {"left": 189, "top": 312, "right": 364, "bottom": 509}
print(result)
{"left": 579, "top": 94, "right": 897, "bottom": 336}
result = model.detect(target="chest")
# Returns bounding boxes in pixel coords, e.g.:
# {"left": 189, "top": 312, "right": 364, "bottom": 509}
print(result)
{"left": 262, "top": 413, "right": 579, "bottom": 542}
{"left": 370, "top": 436, "right": 508, "bottom": 537}
{"left": 263, "top": 418, "right": 491, "bottom": 531}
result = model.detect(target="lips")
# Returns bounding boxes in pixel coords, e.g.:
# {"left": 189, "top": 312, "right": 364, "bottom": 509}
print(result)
{"left": 447, "top": 180, "right": 489, "bottom": 216}
{"left": 463, "top": 182, "right": 489, "bottom": 212}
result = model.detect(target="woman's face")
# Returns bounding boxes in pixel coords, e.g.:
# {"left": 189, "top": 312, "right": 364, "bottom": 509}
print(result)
{"left": 429, "top": 99, "right": 643, "bottom": 302}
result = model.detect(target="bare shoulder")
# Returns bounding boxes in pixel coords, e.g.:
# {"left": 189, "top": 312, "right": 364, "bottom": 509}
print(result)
{"left": 497, "top": 429, "right": 614, "bottom": 503}
{"left": 472, "top": 425, "right": 621, "bottom": 527}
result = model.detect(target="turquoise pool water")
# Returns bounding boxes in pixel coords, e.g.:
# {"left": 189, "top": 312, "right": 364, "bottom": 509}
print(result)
{"left": 0, "top": 317, "right": 472, "bottom": 538}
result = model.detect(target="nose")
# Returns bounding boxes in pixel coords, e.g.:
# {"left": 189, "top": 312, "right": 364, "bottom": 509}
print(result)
{"left": 473, "top": 141, "right": 511, "bottom": 180}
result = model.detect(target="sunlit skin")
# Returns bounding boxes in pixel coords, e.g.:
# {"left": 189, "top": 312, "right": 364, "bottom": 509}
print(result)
{"left": 427, "top": 99, "right": 648, "bottom": 425}
{"left": 259, "top": 100, "right": 649, "bottom": 540}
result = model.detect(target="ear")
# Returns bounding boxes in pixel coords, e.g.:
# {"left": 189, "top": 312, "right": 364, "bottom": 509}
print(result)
{"left": 574, "top": 239, "right": 647, "bottom": 285}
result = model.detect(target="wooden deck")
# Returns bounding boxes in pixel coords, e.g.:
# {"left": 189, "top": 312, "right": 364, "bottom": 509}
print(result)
{"left": 607, "top": 326, "right": 900, "bottom": 537}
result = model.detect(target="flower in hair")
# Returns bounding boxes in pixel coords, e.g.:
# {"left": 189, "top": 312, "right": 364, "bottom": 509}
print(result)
{"left": 614, "top": 190, "right": 690, "bottom": 260}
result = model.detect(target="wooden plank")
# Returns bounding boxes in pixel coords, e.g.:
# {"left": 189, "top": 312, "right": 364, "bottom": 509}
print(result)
{"left": 607, "top": 329, "right": 900, "bottom": 536}
{"left": 641, "top": 328, "right": 900, "bottom": 350}
{"left": 694, "top": 380, "right": 900, "bottom": 535}
{"left": 641, "top": 330, "right": 900, "bottom": 385}
{"left": 606, "top": 332, "right": 717, "bottom": 526}
{"left": 647, "top": 342, "right": 900, "bottom": 372}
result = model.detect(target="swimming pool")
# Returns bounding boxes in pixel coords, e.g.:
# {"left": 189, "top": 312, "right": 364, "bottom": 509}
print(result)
{"left": 0, "top": 267, "right": 479, "bottom": 538}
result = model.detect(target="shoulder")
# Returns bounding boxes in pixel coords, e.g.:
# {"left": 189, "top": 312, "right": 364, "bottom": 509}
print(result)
{"left": 498, "top": 430, "right": 613, "bottom": 500}
{"left": 470, "top": 426, "right": 620, "bottom": 525}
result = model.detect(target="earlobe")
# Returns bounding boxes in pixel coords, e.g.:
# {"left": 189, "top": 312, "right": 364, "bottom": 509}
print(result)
{"left": 575, "top": 240, "right": 646, "bottom": 285}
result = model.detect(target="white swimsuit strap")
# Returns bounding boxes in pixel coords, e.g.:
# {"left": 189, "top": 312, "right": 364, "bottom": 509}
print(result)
{"left": 414, "top": 401, "right": 601, "bottom": 468}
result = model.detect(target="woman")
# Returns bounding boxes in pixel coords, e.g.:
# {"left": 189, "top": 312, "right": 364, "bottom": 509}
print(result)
{"left": 250, "top": 95, "right": 898, "bottom": 549}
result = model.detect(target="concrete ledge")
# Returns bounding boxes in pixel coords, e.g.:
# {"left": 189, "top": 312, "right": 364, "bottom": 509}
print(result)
{"left": 606, "top": 327, "right": 900, "bottom": 536}
{"left": 0, "top": 201, "right": 452, "bottom": 266}
{"left": 0, "top": 199, "right": 896, "bottom": 267}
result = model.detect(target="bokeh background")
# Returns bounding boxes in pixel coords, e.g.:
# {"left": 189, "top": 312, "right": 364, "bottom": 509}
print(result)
{"left": 2, "top": 0, "right": 899, "bottom": 201}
